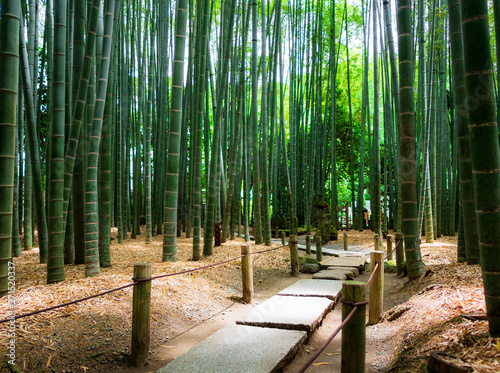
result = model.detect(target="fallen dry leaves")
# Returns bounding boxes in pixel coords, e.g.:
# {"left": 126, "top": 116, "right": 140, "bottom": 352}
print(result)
{"left": 0, "top": 227, "right": 291, "bottom": 372}
{"left": 375, "top": 235, "right": 499, "bottom": 373}
{"left": 1, "top": 229, "right": 498, "bottom": 373}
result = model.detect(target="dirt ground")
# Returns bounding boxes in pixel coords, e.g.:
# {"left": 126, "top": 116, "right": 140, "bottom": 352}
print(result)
{"left": 1, "top": 229, "right": 498, "bottom": 373}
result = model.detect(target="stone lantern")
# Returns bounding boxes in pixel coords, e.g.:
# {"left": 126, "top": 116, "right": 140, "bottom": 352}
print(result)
{"left": 313, "top": 195, "right": 329, "bottom": 227}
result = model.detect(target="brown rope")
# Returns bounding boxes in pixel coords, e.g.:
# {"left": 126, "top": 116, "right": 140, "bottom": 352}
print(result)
{"left": 384, "top": 239, "right": 402, "bottom": 260}
{"left": 297, "top": 246, "right": 385, "bottom": 373}
{"left": 0, "top": 282, "right": 135, "bottom": 324}
{"left": 1, "top": 245, "right": 284, "bottom": 324}
{"left": 296, "top": 305, "right": 360, "bottom": 373}
{"left": 366, "top": 261, "right": 380, "bottom": 286}
{"left": 339, "top": 299, "right": 369, "bottom": 307}
{"left": 139, "top": 254, "right": 245, "bottom": 282}
{"left": 252, "top": 244, "right": 289, "bottom": 255}
{"left": 2, "top": 254, "right": 247, "bottom": 323}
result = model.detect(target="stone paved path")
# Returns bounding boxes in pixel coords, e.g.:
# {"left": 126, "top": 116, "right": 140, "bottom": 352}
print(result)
{"left": 156, "top": 233, "right": 373, "bottom": 373}
{"left": 156, "top": 279, "right": 347, "bottom": 373}
{"left": 271, "top": 237, "right": 373, "bottom": 257}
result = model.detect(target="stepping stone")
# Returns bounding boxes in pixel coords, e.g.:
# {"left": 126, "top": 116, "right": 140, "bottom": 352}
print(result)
{"left": 306, "top": 246, "right": 370, "bottom": 257}
{"left": 278, "top": 279, "right": 343, "bottom": 301}
{"left": 236, "top": 295, "right": 333, "bottom": 334}
{"left": 313, "top": 269, "right": 349, "bottom": 280}
{"left": 304, "top": 246, "right": 341, "bottom": 256}
{"left": 337, "top": 251, "right": 366, "bottom": 257}
{"left": 323, "top": 266, "right": 360, "bottom": 277}
{"left": 156, "top": 324, "right": 307, "bottom": 373}
{"left": 320, "top": 255, "right": 366, "bottom": 271}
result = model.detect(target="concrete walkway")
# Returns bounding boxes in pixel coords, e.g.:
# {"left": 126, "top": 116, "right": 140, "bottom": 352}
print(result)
{"left": 156, "top": 279, "right": 344, "bottom": 373}
{"left": 270, "top": 237, "right": 373, "bottom": 258}
{"left": 156, "top": 325, "right": 307, "bottom": 373}
{"left": 155, "top": 234, "right": 373, "bottom": 373}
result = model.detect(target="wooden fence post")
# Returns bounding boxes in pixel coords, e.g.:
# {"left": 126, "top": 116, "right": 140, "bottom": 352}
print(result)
{"left": 241, "top": 245, "right": 253, "bottom": 304}
{"left": 341, "top": 281, "right": 366, "bottom": 373}
{"left": 316, "top": 240, "right": 323, "bottom": 262}
{"left": 289, "top": 235, "right": 299, "bottom": 277}
{"left": 368, "top": 251, "right": 384, "bottom": 325}
{"left": 373, "top": 234, "right": 380, "bottom": 251}
{"left": 345, "top": 204, "right": 350, "bottom": 230}
{"left": 395, "top": 232, "right": 404, "bottom": 275}
{"left": 131, "top": 263, "right": 152, "bottom": 367}
{"left": 343, "top": 232, "right": 348, "bottom": 251}
{"left": 306, "top": 235, "right": 311, "bottom": 255}
{"left": 281, "top": 231, "right": 286, "bottom": 245}
{"left": 387, "top": 234, "right": 393, "bottom": 261}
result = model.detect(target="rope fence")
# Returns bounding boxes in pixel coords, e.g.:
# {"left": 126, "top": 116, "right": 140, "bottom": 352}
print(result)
{"left": 366, "top": 261, "right": 380, "bottom": 286}
{"left": 378, "top": 236, "right": 401, "bottom": 260}
{"left": 1, "top": 238, "right": 295, "bottom": 367}
{"left": 133, "top": 254, "right": 245, "bottom": 283}
{"left": 0, "top": 242, "right": 291, "bottom": 325}
{"left": 253, "top": 244, "right": 290, "bottom": 255}
{"left": 0, "top": 282, "right": 136, "bottom": 324}
{"left": 4, "top": 230, "right": 401, "bottom": 371}
{"left": 297, "top": 300, "right": 365, "bottom": 373}
{"left": 379, "top": 232, "right": 405, "bottom": 275}
{"left": 297, "top": 232, "right": 391, "bottom": 373}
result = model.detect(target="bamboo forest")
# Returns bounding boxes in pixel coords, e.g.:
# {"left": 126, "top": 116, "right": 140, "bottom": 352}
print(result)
{"left": 2, "top": 0, "right": 500, "bottom": 368}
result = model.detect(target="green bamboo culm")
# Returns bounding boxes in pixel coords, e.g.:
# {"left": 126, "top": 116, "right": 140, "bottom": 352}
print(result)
{"left": 383, "top": 0, "right": 401, "bottom": 233}
{"left": 98, "top": 1, "right": 119, "bottom": 268}
{"left": 12, "top": 86, "right": 21, "bottom": 258}
{"left": 494, "top": 0, "right": 500, "bottom": 136}
{"left": 345, "top": 0, "right": 356, "bottom": 226}
{"left": 250, "top": 0, "right": 263, "bottom": 245}
{"left": 355, "top": 1, "right": 369, "bottom": 232}
{"left": 163, "top": 0, "right": 188, "bottom": 262}
{"left": 371, "top": 0, "right": 381, "bottom": 237}
{"left": 329, "top": 0, "right": 337, "bottom": 229}
{"left": 23, "top": 146, "right": 33, "bottom": 252}
{"left": 131, "top": 0, "right": 143, "bottom": 240}
{"left": 19, "top": 22, "right": 49, "bottom": 262}
{"left": 203, "top": 0, "right": 237, "bottom": 255}
{"left": 64, "top": 0, "right": 101, "bottom": 266}
{"left": 260, "top": 0, "right": 272, "bottom": 246}
{"left": 460, "top": 0, "right": 500, "bottom": 337}
{"left": 448, "top": 0, "right": 479, "bottom": 264}
{"left": 84, "top": 0, "right": 116, "bottom": 277}
{"left": 0, "top": 0, "right": 21, "bottom": 297}
{"left": 397, "top": 0, "right": 424, "bottom": 279}
{"left": 144, "top": 12, "right": 154, "bottom": 244}
{"left": 46, "top": 0, "right": 67, "bottom": 284}
{"left": 192, "top": 0, "right": 211, "bottom": 260}
{"left": 221, "top": 1, "right": 250, "bottom": 244}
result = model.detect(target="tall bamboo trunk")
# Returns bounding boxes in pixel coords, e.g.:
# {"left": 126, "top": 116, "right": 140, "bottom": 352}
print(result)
{"left": 372, "top": 0, "right": 382, "bottom": 238}
{"left": 163, "top": 0, "right": 189, "bottom": 261}
{"left": 460, "top": 0, "right": 500, "bottom": 337}
{"left": 19, "top": 24, "right": 49, "bottom": 261}
{"left": 0, "top": 0, "right": 21, "bottom": 297}
{"left": 250, "top": 0, "right": 263, "bottom": 244}
{"left": 46, "top": 0, "right": 68, "bottom": 284}
{"left": 448, "top": 0, "right": 479, "bottom": 264}
{"left": 397, "top": 0, "right": 424, "bottom": 279}
{"left": 84, "top": 0, "right": 116, "bottom": 276}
